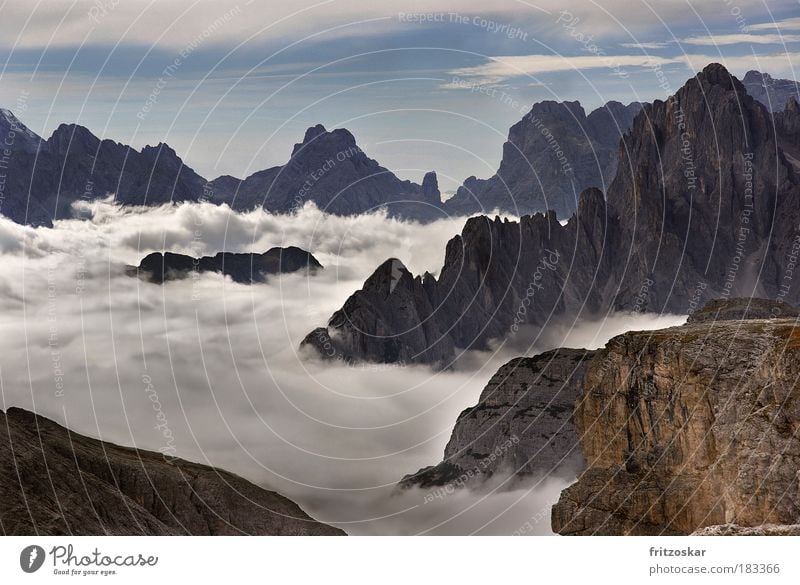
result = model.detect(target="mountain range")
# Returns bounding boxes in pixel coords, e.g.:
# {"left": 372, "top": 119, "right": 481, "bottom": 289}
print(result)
{"left": 0, "top": 115, "right": 441, "bottom": 226}
{"left": 0, "top": 407, "right": 343, "bottom": 535}
{"left": 4, "top": 68, "right": 794, "bottom": 227}
{"left": 301, "top": 64, "right": 800, "bottom": 367}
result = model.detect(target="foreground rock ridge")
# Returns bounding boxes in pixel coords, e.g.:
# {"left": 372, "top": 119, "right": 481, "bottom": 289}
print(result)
{"left": 0, "top": 408, "right": 344, "bottom": 535}
{"left": 398, "top": 348, "right": 594, "bottom": 490}
{"left": 303, "top": 64, "right": 800, "bottom": 366}
{"left": 552, "top": 303, "right": 800, "bottom": 535}
{"left": 131, "top": 246, "right": 322, "bottom": 284}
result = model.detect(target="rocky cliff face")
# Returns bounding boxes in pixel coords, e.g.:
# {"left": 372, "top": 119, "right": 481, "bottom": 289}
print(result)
{"left": 444, "top": 100, "right": 641, "bottom": 218}
{"left": 391, "top": 297, "right": 800, "bottom": 534}
{"left": 132, "top": 246, "right": 322, "bottom": 284}
{"left": 607, "top": 63, "right": 799, "bottom": 313}
{"left": 743, "top": 70, "right": 800, "bottom": 112}
{"left": 303, "top": 189, "right": 611, "bottom": 364}
{"left": 304, "top": 64, "right": 800, "bottom": 365}
{"left": 398, "top": 349, "right": 593, "bottom": 490}
{"left": 302, "top": 258, "right": 454, "bottom": 366}
{"left": 552, "top": 305, "right": 800, "bottom": 535}
{"left": 0, "top": 408, "right": 344, "bottom": 535}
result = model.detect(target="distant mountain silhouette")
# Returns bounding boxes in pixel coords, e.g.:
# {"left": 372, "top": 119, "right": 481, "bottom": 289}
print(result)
{"left": 0, "top": 116, "right": 443, "bottom": 225}
{"left": 444, "top": 100, "right": 641, "bottom": 218}
{"left": 742, "top": 70, "right": 800, "bottom": 112}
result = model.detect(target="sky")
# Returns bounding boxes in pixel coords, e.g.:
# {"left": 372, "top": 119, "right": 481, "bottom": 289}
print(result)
{"left": 1, "top": 0, "right": 799, "bottom": 196}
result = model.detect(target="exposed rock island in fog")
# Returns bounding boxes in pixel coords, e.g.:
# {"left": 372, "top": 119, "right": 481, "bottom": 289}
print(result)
{"left": 131, "top": 246, "right": 322, "bottom": 284}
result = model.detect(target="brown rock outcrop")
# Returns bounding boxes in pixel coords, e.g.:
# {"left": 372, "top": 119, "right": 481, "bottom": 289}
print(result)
{"left": 552, "top": 314, "right": 800, "bottom": 535}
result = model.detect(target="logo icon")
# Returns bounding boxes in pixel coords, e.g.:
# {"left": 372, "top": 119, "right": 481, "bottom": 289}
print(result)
{"left": 20, "top": 545, "right": 45, "bottom": 573}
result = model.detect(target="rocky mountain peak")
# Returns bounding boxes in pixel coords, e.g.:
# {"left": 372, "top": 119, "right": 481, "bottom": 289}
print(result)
{"left": 0, "top": 108, "right": 42, "bottom": 152}
{"left": 48, "top": 122, "right": 101, "bottom": 152}
{"left": 303, "top": 123, "right": 327, "bottom": 142}
{"left": 695, "top": 62, "right": 741, "bottom": 91}
{"left": 141, "top": 142, "right": 180, "bottom": 159}
{"left": 445, "top": 97, "right": 640, "bottom": 218}
{"left": 743, "top": 69, "right": 771, "bottom": 85}
{"left": 291, "top": 124, "right": 359, "bottom": 158}
{"left": 362, "top": 258, "right": 411, "bottom": 296}
{"left": 421, "top": 171, "right": 440, "bottom": 205}
{"left": 577, "top": 186, "right": 604, "bottom": 211}
{"left": 527, "top": 99, "right": 585, "bottom": 118}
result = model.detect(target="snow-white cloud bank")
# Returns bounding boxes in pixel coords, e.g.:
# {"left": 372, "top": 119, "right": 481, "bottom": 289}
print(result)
{"left": 0, "top": 201, "right": 683, "bottom": 534}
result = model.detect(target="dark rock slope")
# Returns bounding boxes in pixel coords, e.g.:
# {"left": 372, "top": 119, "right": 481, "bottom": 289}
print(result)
{"left": 304, "top": 64, "right": 800, "bottom": 366}
{"left": 0, "top": 407, "right": 344, "bottom": 535}
{"left": 301, "top": 258, "right": 454, "bottom": 367}
{"left": 398, "top": 349, "right": 594, "bottom": 490}
{"left": 552, "top": 300, "right": 800, "bottom": 535}
{"left": 444, "top": 100, "right": 641, "bottom": 218}
{"left": 132, "top": 246, "right": 322, "bottom": 284}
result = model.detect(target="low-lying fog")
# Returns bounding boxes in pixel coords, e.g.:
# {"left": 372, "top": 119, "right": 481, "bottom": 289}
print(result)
{"left": 0, "top": 200, "right": 685, "bottom": 534}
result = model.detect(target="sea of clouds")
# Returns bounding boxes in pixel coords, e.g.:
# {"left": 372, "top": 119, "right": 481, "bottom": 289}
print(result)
{"left": 0, "top": 200, "right": 685, "bottom": 535}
